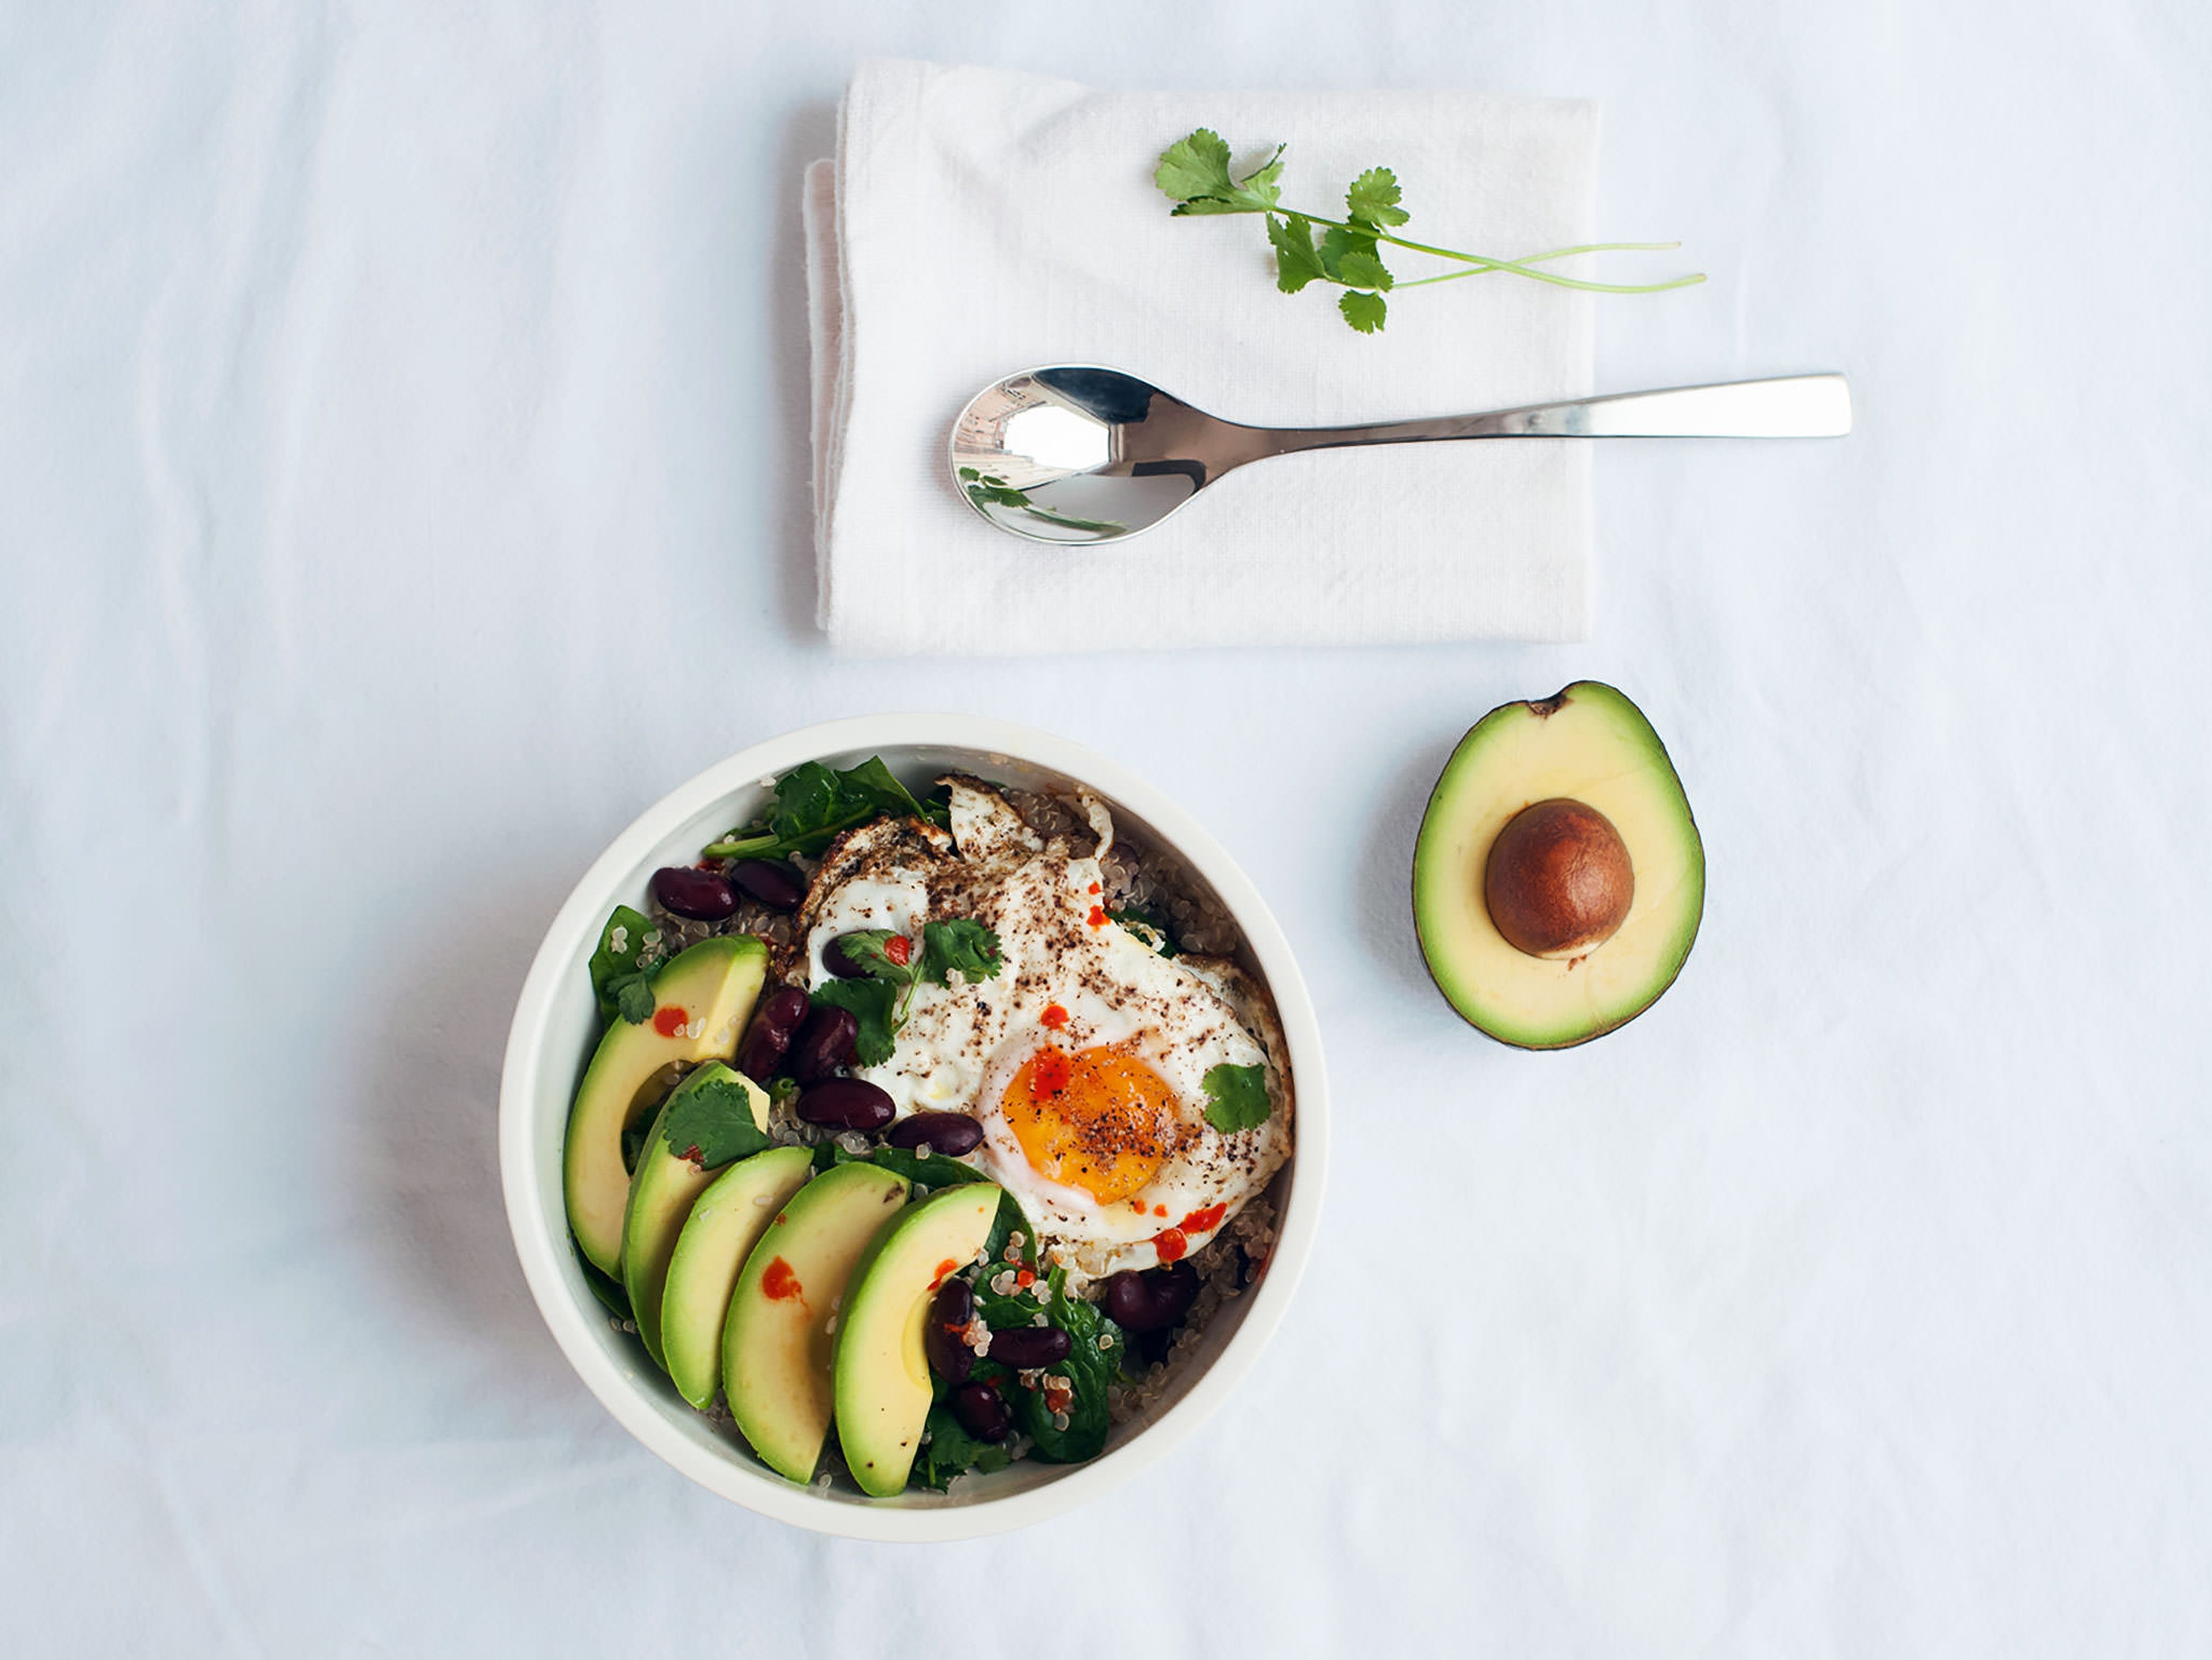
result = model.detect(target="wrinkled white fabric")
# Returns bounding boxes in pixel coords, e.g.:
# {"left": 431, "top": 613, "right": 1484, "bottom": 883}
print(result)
{"left": 3, "top": 3, "right": 2210, "bottom": 1657}
{"left": 809, "top": 59, "right": 1596, "bottom": 654}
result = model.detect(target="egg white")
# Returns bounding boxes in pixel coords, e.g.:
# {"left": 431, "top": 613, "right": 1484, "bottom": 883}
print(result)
{"left": 797, "top": 780, "right": 1291, "bottom": 1274}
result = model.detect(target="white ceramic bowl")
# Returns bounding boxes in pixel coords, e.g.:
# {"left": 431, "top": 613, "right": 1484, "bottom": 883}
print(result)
{"left": 498, "top": 715, "right": 1327, "bottom": 1540}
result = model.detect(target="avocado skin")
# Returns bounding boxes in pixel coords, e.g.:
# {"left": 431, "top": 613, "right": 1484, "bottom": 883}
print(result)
{"left": 1411, "top": 681, "right": 1705, "bottom": 1051}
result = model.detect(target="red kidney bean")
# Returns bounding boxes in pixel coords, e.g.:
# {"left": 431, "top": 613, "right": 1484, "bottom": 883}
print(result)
{"left": 884, "top": 1112, "right": 983, "bottom": 1157}
{"left": 795, "top": 1077, "right": 894, "bottom": 1133}
{"left": 983, "top": 1325, "right": 1070, "bottom": 1370}
{"left": 1101, "top": 1261, "right": 1199, "bottom": 1333}
{"left": 733, "top": 986, "right": 812, "bottom": 1082}
{"left": 728, "top": 858, "right": 806, "bottom": 912}
{"left": 652, "top": 866, "right": 737, "bottom": 921}
{"left": 821, "top": 934, "right": 872, "bottom": 979}
{"left": 759, "top": 986, "right": 810, "bottom": 1033}
{"left": 789, "top": 1005, "right": 858, "bottom": 1083}
{"left": 734, "top": 1022, "right": 789, "bottom": 1084}
{"left": 949, "top": 1379, "right": 1012, "bottom": 1442}
{"left": 926, "top": 1278, "right": 975, "bottom": 1382}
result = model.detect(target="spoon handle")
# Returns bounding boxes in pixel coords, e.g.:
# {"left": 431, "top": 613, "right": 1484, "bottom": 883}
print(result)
{"left": 1260, "top": 373, "right": 1852, "bottom": 454}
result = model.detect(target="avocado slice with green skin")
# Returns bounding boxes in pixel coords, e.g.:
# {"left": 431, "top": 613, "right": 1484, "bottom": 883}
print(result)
{"left": 723, "top": 1161, "right": 910, "bottom": 1485}
{"left": 832, "top": 1183, "right": 1003, "bottom": 1497}
{"left": 661, "top": 1146, "right": 815, "bottom": 1409}
{"left": 1414, "top": 681, "right": 1704, "bottom": 1049}
{"left": 620, "top": 1063, "right": 772, "bottom": 1373}
{"left": 563, "top": 935, "right": 768, "bottom": 1275}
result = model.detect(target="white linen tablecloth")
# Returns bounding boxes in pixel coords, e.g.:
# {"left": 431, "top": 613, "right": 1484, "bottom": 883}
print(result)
{"left": 2, "top": 3, "right": 2207, "bottom": 1656}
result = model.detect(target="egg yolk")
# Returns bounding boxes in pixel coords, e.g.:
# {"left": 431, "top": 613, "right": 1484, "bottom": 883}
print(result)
{"left": 1002, "top": 1045, "right": 1182, "bottom": 1206}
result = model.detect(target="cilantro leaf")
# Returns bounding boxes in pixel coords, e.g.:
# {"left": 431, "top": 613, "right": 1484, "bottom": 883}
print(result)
{"left": 612, "top": 974, "right": 658, "bottom": 1025}
{"left": 588, "top": 904, "right": 666, "bottom": 1025}
{"left": 1335, "top": 248, "right": 1393, "bottom": 292}
{"left": 919, "top": 919, "right": 1003, "bottom": 986}
{"left": 1158, "top": 130, "right": 1702, "bottom": 336}
{"left": 1153, "top": 128, "right": 1237, "bottom": 204}
{"left": 830, "top": 928, "right": 914, "bottom": 983}
{"left": 1317, "top": 223, "right": 1378, "bottom": 280}
{"left": 1202, "top": 1062, "right": 1272, "bottom": 1133}
{"left": 1339, "top": 290, "right": 1388, "bottom": 333}
{"left": 915, "top": 1397, "right": 1013, "bottom": 1490}
{"left": 1346, "top": 166, "right": 1410, "bottom": 228}
{"left": 810, "top": 979, "right": 899, "bottom": 1066}
{"left": 1156, "top": 131, "right": 1285, "bottom": 215}
{"left": 1267, "top": 213, "right": 1328, "bottom": 294}
{"left": 657, "top": 1064, "right": 772, "bottom": 1168}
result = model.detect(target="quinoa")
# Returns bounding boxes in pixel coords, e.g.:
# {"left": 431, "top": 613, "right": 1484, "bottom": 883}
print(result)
{"left": 668, "top": 774, "right": 1287, "bottom": 1482}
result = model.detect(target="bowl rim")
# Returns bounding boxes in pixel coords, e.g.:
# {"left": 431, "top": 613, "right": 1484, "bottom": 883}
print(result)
{"left": 497, "top": 713, "right": 1329, "bottom": 1541}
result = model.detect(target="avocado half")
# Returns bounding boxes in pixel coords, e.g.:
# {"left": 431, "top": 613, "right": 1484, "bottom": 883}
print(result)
{"left": 1413, "top": 681, "right": 1704, "bottom": 1049}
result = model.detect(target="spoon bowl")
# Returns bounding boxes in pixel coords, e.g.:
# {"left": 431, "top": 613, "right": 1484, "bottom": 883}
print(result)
{"left": 950, "top": 364, "right": 1852, "bottom": 545}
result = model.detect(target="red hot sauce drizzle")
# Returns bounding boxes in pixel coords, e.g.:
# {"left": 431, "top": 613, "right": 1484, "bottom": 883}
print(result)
{"left": 761, "top": 1257, "right": 803, "bottom": 1302}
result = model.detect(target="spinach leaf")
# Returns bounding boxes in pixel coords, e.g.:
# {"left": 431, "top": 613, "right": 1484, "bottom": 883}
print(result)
{"left": 1014, "top": 1267, "right": 1124, "bottom": 1464}
{"left": 702, "top": 756, "right": 950, "bottom": 863}
{"left": 1107, "top": 904, "right": 1178, "bottom": 958}
{"left": 827, "top": 1142, "right": 990, "bottom": 1192}
{"left": 587, "top": 905, "right": 665, "bottom": 1025}
{"left": 982, "top": 1189, "right": 1035, "bottom": 1269}
{"left": 578, "top": 1252, "right": 634, "bottom": 1323}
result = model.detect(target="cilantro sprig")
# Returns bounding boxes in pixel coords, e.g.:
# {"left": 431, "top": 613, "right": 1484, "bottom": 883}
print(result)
{"left": 702, "top": 757, "right": 949, "bottom": 863}
{"left": 810, "top": 920, "right": 1005, "bottom": 1066}
{"left": 1154, "top": 128, "right": 1703, "bottom": 335}
{"left": 657, "top": 1065, "right": 774, "bottom": 1168}
{"left": 1201, "top": 1062, "right": 1272, "bottom": 1134}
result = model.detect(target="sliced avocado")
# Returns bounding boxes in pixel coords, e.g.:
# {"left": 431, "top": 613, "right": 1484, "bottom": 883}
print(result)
{"left": 723, "top": 1162, "right": 910, "bottom": 1484}
{"left": 563, "top": 935, "right": 768, "bottom": 1274}
{"left": 832, "top": 1184, "right": 1002, "bottom": 1497}
{"left": 662, "top": 1147, "right": 815, "bottom": 1409}
{"left": 620, "top": 1063, "right": 772, "bottom": 1372}
{"left": 1414, "top": 681, "right": 1703, "bottom": 1049}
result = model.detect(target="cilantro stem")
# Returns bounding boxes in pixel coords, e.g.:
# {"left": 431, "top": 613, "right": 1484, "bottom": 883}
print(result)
{"left": 1296, "top": 213, "right": 1707, "bottom": 295}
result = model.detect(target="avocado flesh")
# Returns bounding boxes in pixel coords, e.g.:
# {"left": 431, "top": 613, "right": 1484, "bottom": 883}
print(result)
{"left": 1414, "top": 681, "right": 1703, "bottom": 1049}
{"left": 620, "top": 1063, "right": 772, "bottom": 1373}
{"left": 661, "top": 1146, "right": 816, "bottom": 1409}
{"left": 724, "top": 1162, "right": 911, "bottom": 1485}
{"left": 833, "top": 1184, "right": 1002, "bottom": 1497}
{"left": 562, "top": 935, "right": 768, "bottom": 1275}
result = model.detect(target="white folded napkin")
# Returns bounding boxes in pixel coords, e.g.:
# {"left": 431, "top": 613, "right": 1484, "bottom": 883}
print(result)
{"left": 805, "top": 59, "right": 1598, "bottom": 655}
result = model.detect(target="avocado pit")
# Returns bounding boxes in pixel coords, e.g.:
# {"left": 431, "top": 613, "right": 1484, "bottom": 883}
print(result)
{"left": 1483, "top": 798, "right": 1635, "bottom": 960}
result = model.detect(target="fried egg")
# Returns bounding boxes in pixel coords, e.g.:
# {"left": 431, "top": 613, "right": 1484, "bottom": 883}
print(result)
{"left": 794, "top": 778, "right": 1293, "bottom": 1276}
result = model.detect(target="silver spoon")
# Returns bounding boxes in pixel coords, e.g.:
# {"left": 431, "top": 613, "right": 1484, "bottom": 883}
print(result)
{"left": 950, "top": 365, "right": 1852, "bottom": 544}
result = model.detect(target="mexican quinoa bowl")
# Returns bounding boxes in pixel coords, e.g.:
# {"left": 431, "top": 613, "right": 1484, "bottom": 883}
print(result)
{"left": 498, "top": 718, "right": 1326, "bottom": 1540}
